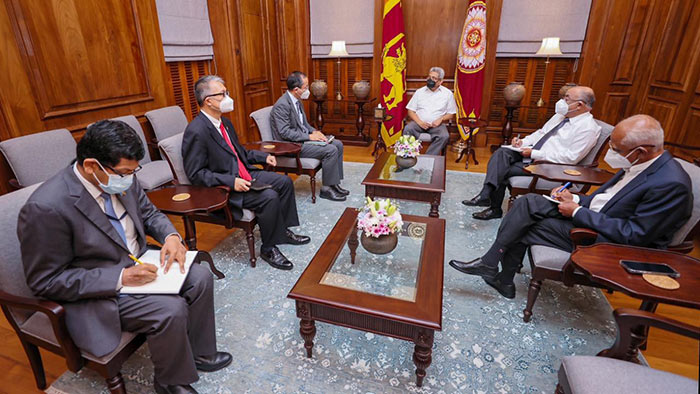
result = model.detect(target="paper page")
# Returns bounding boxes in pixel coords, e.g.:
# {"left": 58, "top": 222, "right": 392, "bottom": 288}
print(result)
{"left": 542, "top": 195, "right": 562, "bottom": 204}
{"left": 120, "top": 250, "right": 198, "bottom": 294}
{"left": 501, "top": 145, "right": 523, "bottom": 152}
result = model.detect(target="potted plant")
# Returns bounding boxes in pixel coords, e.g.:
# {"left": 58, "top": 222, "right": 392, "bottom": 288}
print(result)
{"left": 393, "top": 135, "right": 421, "bottom": 169}
{"left": 357, "top": 197, "right": 403, "bottom": 254}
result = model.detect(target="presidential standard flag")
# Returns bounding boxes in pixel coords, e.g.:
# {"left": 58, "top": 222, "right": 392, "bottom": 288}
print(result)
{"left": 455, "top": 0, "right": 487, "bottom": 140}
{"left": 380, "top": 0, "right": 407, "bottom": 147}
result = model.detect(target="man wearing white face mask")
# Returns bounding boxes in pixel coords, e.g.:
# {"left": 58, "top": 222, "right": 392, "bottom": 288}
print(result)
{"left": 449, "top": 115, "right": 692, "bottom": 299}
{"left": 464, "top": 86, "right": 601, "bottom": 220}
{"left": 270, "top": 71, "right": 348, "bottom": 201}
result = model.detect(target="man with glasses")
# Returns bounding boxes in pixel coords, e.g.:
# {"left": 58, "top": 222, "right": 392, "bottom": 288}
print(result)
{"left": 18, "top": 120, "right": 231, "bottom": 394}
{"left": 449, "top": 115, "right": 692, "bottom": 299}
{"left": 464, "top": 86, "right": 601, "bottom": 220}
{"left": 270, "top": 71, "right": 348, "bottom": 201}
{"left": 403, "top": 66, "right": 457, "bottom": 155}
{"left": 183, "top": 75, "right": 309, "bottom": 271}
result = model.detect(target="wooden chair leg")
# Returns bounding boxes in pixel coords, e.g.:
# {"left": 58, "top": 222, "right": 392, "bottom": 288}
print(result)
{"left": 523, "top": 278, "right": 542, "bottom": 323}
{"left": 20, "top": 340, "right": 47, "bottom": 390}
{"left": 507, "top": 195, "right": 515, "bottom": 211}
{"left": 245, "top": 228, "right": 256, "bottom": 267}
{"left": 105, "top": 372, "right": 127, "bottom": 394}
{"left": 196, "top": 252, "right": 225, "bottom": 279}
{"left": 555, "top": 383, "right": 565, "bottom": 394}
{"left": 310, "top": 175, "right": 317, "bottom": 204}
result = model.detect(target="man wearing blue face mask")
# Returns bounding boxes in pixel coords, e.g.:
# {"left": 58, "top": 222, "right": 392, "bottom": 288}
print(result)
{"left": 449, "top": 115, "right": 692, "bottom": 299}
{"left": 18, "top": 120, "right": 231, "bottom": 393}
{"left": 464, "top": 86, "right": 601, "bottom": 220}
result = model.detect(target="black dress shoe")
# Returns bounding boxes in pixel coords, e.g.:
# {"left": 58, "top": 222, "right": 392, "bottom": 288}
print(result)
{"left": 483, "top": 276, "right": 516, "bottom": 299}
{"left": 462, "top": 195, "right": 491, "bottom": 207}
{"left": 332, "top": 184, "right": 350, "bottom": 196}
{"left": 154, "top": 378, "right": 198, "bottom": 394}
{"left": 283, "top": 229, "right": 310, "bottom": 245}
{"left": 260, "top": 247, "right": 293, "bottom": 270}
{"left": 472, "top": 207, "right": 503, "bottom": 220}
{"left": 448, "top": 258, "right": 498, "bottom": 279}
{"left": 319, "top": 188, "right": 346, "bottom": 201}
{"left": 194, "top": 351, "right": 233, "bottom": 372}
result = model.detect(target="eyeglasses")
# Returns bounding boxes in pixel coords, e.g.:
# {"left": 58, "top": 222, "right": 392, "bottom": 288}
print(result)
{"left": 204, "top": 90, "right": 229, "bottom": 100}
{"left": 102, "top": 162, "right": 142, "bottom": 177}
{"left": 608, "top": 142, "right": 654, "bottom": 154}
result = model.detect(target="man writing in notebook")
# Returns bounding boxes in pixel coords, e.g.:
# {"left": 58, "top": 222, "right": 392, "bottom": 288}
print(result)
{"left": 18, "top": 120, "right": 231, "bottom": 394}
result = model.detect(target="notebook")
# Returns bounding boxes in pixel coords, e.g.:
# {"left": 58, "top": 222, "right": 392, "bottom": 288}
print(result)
{"left": 120, "top": 250, "right": 198, "bottom": 294}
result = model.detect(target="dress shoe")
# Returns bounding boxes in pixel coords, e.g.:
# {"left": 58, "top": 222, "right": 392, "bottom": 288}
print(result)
{"left": 154, "top": 378, "right": 198, "bottom": 394}
{"left": 483, "top": 276, "right": 516, "bottom": 299}
{"left": 472, "top": 207, "right": 503, "bottom": 220}
{"left": 319, "top": 188, "right": 347, "bottom": 201}
{"left": 448, "top": 258, "right": 498, "bottom": 279}
{"left": 462, "top": 195, "right": 490, "bottom": 207}
{"left": 332, "top": 184, "right": 350, "bottom": 196}
{"left": 284, "top": 229, "right": 310, "bottom": 245}
{"left": 260, "top": 247, "right": 293, "bottom": 270}
{"left": 194, "top": 351, "right": 233, "bottom": 372}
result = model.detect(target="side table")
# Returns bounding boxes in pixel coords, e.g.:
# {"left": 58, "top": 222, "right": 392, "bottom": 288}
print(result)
{"left": 455, "top": 118, "right": 487, "bottom": 169}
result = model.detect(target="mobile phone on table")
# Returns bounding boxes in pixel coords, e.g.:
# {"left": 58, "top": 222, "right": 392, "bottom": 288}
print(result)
{"left": 619, "top": 260, "right": 680, "bottom": 278}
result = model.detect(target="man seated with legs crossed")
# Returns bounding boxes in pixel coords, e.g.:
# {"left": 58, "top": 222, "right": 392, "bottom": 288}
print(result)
{"left": 450, "top": 115, "right": 692, "bottom": 299}
{"left": 463, "top": 86, "right": 601, "bottom": 220}
{"left": 270, "top": 71, "right": 348, "bottom": 201}
{"left": 18, "top": 120, "right": 231, "bottom": 394}
{"left": 183, "top": 75, "right": 310, "bottom": 271}
{"left": 402, "top": 66, "right": 457, "bottom": 155}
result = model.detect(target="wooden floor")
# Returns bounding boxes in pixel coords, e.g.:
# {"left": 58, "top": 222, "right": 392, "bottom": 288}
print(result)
{"left": 1, "top": 142, "right": 697, "bottom": 393}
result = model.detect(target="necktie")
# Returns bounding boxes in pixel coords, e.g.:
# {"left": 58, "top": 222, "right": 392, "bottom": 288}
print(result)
{"left": 532, "top": 118, "right": 570, "bottom": 150}
{"left": 295, "top": 101, "right": 306, "bottom": 130}
{"left": 101, "top": 192, "right": 128, "bottom": 247}
{"left": 219, "top": 123, "right": 252, "bottom": 181}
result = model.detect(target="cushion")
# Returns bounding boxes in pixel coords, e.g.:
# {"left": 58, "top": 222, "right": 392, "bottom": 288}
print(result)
{"left": 670, "top": 159, "right": 700, "bottom": 246}
{"left": 530, "top": 245, "right": 572, "bottom": 270}
{"left": 0, "top": 129, "right": 76, "bottom": 187}
{"left": 135, "top": 160, "right": 173, "bottom": 190}
{"left": 158, "top": 133, "right": 191, "bottom": 184}
{"left": 111, "top": 115, "right": 152, "bottom": 163}
{"left": 0, "top": 184, "right": 42, "bottom": 325}
{"left": 558, "top": 356, "right": 698, "bottom": 394}
{"left": 577, "top": 119, "right": 613, "bottom": 166}
{"left": 275, "top": 156, "right": 321, "bottom": 170}
{"left": 250, "top": 106, "right": 274, "bottom": 141}
{"left": 240, "top": 209, "right": 255, "bottom": 221}
{"left": 145, "top": 106, "right": 189, "bottom": 142}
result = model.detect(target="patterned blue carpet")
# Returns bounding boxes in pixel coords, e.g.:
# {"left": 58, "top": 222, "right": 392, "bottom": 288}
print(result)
{"left": 48, "top": 162, "right": 616, "bottom": 394}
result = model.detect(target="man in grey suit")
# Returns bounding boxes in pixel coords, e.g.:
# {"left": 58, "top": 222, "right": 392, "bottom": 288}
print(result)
{"left": 17, "top": 120, "right": 231, "bottom": 394}
{"left": 270, "top": 71, "right": 349, "bottom": 201}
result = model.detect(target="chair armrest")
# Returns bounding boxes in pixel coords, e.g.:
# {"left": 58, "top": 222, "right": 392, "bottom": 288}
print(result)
{"left": 667, "top": 241, "right": 694, "bottom": 254}
{"left": 601, "top": 308, "right": 700, "bottom": 360}
{"left": 531, "top": 161, "right": 596, "bottom": 168}
{"left": 570, "top": 228, "right": 598, "bottom": 246}
{"left": 0, "top": 290, "right": 84, "bottom": 371}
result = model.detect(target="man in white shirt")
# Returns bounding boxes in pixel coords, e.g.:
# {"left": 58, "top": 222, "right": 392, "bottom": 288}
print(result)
{"left": 449, "top": 115, "right": 692, "bottom": 299}
{"left": 403, "top": 67, "right": 457, "bottom": 155}
{"left": 464, "top": 86, "right": 601, "bottom": 220}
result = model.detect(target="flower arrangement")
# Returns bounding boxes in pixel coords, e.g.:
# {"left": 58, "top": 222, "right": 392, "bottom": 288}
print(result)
{"left": 357, "top": 197, "right": 403, "bottom": 238}
{"left": 393, "top": 135, "right": 421, "bottom": 158}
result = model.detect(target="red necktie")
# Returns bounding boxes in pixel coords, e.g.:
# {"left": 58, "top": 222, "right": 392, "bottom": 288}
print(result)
{"left": 219, "top": 122, "right": 252, "bottom": 181}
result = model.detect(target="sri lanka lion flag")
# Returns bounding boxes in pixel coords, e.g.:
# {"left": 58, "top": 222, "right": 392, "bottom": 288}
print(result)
{"left": 455, "top": 0, "right": 487, "bottom": 139}
{"left": 380, "top": 0, "right": 407, "bottom": 147}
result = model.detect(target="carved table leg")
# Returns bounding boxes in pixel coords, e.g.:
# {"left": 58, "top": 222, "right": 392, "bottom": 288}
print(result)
{"left": 300, "top": 319, "right": 316, "bottom": 358}
{"left": 413, "top": 329, "right": 434, "bottom": 387}
{"left": 183, "top": 216, "right": 197, "bottom": 250}
{"left": 429, "top": 194, "right": 440, "bottom": 218}
{"left": 348, "top": 227, "right": 359, "bottom": 264}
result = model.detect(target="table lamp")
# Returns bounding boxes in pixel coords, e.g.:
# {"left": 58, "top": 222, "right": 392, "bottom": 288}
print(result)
{"left": 535, "top": 37, "right": 562, "bottom": 107}
{"left": 328, "top": 40, "right": 349, "bottom": 101}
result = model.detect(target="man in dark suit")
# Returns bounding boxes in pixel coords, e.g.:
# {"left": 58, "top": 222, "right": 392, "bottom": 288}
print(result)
{"left": 18, "top": 120, "right": 231, "bottom": 394}
{"left": 449, "top": 114, "right": 692, "bottom": 299}
{"left": 270, "top": 71, "right": 348, "bottom": 201}
{"left": 182, "top": 75, "right": 309, "bottom": 271}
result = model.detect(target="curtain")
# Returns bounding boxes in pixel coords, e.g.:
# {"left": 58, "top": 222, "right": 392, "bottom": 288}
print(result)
{"left": 155, "top": 0, "right": 214, "bottom": 62}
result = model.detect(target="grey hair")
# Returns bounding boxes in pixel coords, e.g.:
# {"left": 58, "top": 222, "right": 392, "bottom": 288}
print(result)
{"left": 620, "top": 114, "right": 665, "bottom": 149}
{"left": 194, "top": 75, "right": 225, "bottom": 106}
{"left": 429, "top": 67, "right": 445, "bottom": 80}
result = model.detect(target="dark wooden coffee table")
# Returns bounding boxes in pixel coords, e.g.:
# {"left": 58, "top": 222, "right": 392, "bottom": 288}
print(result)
{"left": 288, "top": 208, "right": 445, "bottom": 387}
{"left": 362, "top": 153, "right": 446, "bottom": 218}
{"left": 524, "top": 163, "right": 615, "bottom": 186}
{"left": 243, "top": 140, "right": 301, "bottom": 156}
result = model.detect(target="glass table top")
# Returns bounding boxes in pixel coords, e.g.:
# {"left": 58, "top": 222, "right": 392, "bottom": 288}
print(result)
{"left": 376, "top": 155, "right": 435, "bottom": 184}
{"left": 320, "top": 220, "right": 427, "bottom": 302}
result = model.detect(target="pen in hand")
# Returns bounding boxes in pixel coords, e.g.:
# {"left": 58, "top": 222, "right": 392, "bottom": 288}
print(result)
{"left": 553, "top": 182, "right": 572, "bottom": 199}
{"left": 128, "top": 254, "right": 145, "bottom": 265}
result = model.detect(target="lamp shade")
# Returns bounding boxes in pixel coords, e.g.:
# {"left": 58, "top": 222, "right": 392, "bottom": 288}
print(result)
{"left": 327, "top": 40, "right": 349, "bottom": 57}
{"left": 535, "top": 37, "right": 563, "bottom": 56}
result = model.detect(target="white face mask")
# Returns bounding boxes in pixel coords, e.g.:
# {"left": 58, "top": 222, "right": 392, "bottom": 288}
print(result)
{"left": 604, "top": 147, "right": 640, "bottom": 169}
{"left": 300, "top": 89, "right": 310, "bottom": 100}
{"left": 555, "top": 99, "right": 571, "bottom": 116}
{"left": 219, "top": 95, "right": 234, "bottom": 113}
